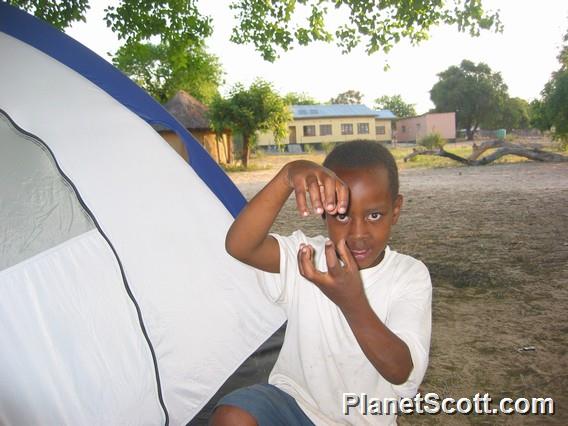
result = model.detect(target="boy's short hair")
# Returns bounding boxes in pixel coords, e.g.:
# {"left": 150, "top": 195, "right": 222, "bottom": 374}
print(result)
{"left": 323, "top": 140, "right": 399, "bottom": 200}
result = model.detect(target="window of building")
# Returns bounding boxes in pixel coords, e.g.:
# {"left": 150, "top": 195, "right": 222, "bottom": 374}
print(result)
{"left": 357, "top": 123, "right": 369, "bottom": 134}
{"left": 341, "top": 123, "right": 353, "bottom": 135}
{"left": 303, "top": 125, "right": 316, "bottom": 137}
{"left": 401, "top": 125, "right": 406, "bottom": 133}
{"left": 376, "top": 125, "right": 386, "bottom": 135}
{"left": 319, "top": 124, "right": 332, "bottom": 136}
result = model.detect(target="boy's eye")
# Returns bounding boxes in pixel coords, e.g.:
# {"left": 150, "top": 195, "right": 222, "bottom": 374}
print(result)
{"left": 336, "top": 213, "right": 350, "bottom": 223}
{"left": 368, "top": 212, "right": 382, "bottom": 221}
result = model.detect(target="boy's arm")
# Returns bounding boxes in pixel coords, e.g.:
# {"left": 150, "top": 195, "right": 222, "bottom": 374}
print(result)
{"left": 225, "top": 160, "right": 349, "bottom": 273}
{"left": 298, "top": 240, "right": 414, "bottom": 385}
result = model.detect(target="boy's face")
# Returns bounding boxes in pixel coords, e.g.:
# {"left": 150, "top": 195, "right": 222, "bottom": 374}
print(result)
{"left": 325, "top": 166, "right": 402, "bottom": 270}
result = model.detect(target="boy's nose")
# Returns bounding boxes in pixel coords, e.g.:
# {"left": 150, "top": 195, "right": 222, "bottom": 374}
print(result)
{"left": 347, "top": 219, "right": 369, "bottom": 243}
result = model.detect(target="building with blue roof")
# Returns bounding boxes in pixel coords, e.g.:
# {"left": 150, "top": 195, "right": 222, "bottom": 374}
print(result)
{"left": 257, "top": 104, "right": 396, "bottom": 150}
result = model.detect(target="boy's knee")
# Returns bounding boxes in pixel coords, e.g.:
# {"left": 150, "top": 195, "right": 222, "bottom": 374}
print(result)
{"left": 209, "top": 404, "right": 258, "bottom": 426}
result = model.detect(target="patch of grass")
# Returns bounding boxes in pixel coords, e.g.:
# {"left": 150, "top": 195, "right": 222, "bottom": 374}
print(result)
{"left": 228, "top": 138, "right": 559, "bottom": 174}
{"left": 221, "top": 163, "right": 272, "bottom": 172}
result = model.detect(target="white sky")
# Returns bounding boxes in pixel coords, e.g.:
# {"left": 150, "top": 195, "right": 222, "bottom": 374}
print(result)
{"left": 67, "top": 0, "right": 568, "bottom": 113}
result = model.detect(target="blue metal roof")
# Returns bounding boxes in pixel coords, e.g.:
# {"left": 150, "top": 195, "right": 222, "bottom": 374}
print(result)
{"left": 374, "top": 109, "right": 397, "bottom": 119}
{"left": 292, "top": 104, "right": 395, "bottom": 119}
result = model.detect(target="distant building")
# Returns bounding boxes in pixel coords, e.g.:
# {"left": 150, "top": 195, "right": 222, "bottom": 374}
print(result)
{"left": 395, "top": 112, "right": 456, "bottom": 144}
{"left": 155, "top": 91, "right": 232, "bottom": 164}
{"left": 257, "top": 104, "right": 396, "bottom": 150}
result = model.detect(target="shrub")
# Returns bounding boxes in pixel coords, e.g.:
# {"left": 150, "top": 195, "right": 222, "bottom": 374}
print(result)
{"left": 303, "top": 143, "right": 315, "bottom": 154}
{"left": 321, "top": 142, "right": 335, "bottom": 154}
{"left": 419, "top": 133, "right": 446, "bottom": 150}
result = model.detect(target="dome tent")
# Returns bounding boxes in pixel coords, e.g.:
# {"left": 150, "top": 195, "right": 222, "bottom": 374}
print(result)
{"left": 0, "top": 3, "right": 285, "bottom": 425}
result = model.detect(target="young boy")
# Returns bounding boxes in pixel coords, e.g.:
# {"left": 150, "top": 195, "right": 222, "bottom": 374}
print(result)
{"left": 211, "top": 141, "right": 431, "bottom": 425}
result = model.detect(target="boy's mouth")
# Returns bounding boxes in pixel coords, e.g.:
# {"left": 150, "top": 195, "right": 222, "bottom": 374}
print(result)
{"left": 350, "top": 248, "right": 370, "bottom": 260}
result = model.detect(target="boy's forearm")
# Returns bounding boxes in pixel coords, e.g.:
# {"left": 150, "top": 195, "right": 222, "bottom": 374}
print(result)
{"left": 342, "top": 302, "right": 413, "bottom": 385}
{"left": 225, "top": 165, "right": 292, "bottom": 265}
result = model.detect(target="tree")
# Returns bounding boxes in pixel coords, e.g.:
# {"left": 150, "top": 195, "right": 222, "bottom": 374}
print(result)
{"left": 533, "top": 30, "right": 568, "bottom": 147}
{"left": 230, "top": 0, "right": 501, "bottom": 61}
{"left": 112, "top": 41, "right": 224, "bottom": 105}
{"left": 500, "top": 97, "right": 530, "bottom": 132}
{"left": 430, "top": 60, "right": 509, "bottom": 140}
{"left": 8, "top": 0, "right": 212, "bottom": 52}
{"left": 374, "top": 95, "right": 416, "bottom": 118}
{"left": 9, "top": 0, "right": 501, "bottom": 62}
{"left": 284, "top": 92, "right": 319, "bottom": 105}
{"left": 208, "top": 80, "right": 291, "bottom": 167}
{"left": 330, "top": 90, "right": 363, "bottom": 104}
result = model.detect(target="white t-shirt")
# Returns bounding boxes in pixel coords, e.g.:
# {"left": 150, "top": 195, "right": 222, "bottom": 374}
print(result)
{"left": 260, "top": 230, "right": 432, "bottom": 425}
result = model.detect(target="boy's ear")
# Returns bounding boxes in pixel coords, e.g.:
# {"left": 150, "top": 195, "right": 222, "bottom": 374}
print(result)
{"left": 392, "top": 194, "right": 403, "bottom": 225}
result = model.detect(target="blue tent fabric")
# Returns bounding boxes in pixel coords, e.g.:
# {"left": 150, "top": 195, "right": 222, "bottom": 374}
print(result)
{"left": 0, "top": 2, "right": 246, "bottom": 218}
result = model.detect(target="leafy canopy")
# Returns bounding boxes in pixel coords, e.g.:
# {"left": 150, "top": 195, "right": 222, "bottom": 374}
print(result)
{"left": 230, "top": 0, "right": 502, "bottom": 61}
{"left": 112, "top": 41, "right": 224, "bottom": 105}
{"left": 330, "top": 90, "right": 364, "bottom": 104}
{"left": 374, "top": 95, "right": 416, "bottom": 118}
{"left": 532, "top": 30, "right": 568, "bottom": 147}
{"left": 9, "top": 0, "right": 501, "bottom": 62}
{"left": 430, "top": 59, "right": 508, "bottom": 139}
{"left": 284, "top": 92, "right": 319, "bottom": 105}
{"left": 208, "top": 80, "right": 291, "bottom": 166}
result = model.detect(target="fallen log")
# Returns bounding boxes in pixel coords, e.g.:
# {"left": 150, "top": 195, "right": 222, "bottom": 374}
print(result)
{"left": 403, "top": 140, "right": 568, "bottom": 165}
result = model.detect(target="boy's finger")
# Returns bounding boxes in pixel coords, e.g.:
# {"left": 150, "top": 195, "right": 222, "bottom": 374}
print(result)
{"left": 299, "top": 245, "right": 327, "bottom": 285}
{"left": 294, "top": 184, "right": 310, "bottom": 217}
{"left": 337, "top": 239, "right": 356, "bottom": 271}
{"left": 306, "top": 175, "right": 323, "bottom": 214}
{"left": 336, "top": 180, "right": 350, "bottom": 214}
{"left": 324, "top": 239, "right": 342, "bottom": 276}
{"left": 297, "top": 244, "right": 306, "bottom": 276}
{"left": 323, "top": 176, "right": 337, "bottom": 212}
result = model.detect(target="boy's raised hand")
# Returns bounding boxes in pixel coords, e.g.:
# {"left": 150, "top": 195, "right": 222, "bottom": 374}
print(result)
{"left": 285, "top": 160, "right": 349, "bottom": 217}
{"left": 297, "top": 239, "right": 367, "bottom": 314}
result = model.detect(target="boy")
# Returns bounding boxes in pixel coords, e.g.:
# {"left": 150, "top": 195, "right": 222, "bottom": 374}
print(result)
{"left": 211, "top": 141, "right": 431, "bottom": 425}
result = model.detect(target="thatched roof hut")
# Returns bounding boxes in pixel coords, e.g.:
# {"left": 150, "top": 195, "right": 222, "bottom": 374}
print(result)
{"left": 164, "top": 91, "right": 211, "bottom": 130}
{"left": 157, "top": 90, "right": 231, "bottom": 164}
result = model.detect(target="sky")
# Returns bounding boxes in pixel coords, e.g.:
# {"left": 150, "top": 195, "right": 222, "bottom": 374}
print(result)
{"left": 67, "top": 1, "right": 568, "bottom": 114}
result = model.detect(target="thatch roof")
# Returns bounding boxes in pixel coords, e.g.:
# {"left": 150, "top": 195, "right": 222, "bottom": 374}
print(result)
{"left": 163, "top": 90, "right": 211, "bottom": 130}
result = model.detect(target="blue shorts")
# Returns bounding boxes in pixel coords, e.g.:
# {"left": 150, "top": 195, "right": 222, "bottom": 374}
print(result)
{"left": 215, "top": 384, "right": 314, "bottom": 426}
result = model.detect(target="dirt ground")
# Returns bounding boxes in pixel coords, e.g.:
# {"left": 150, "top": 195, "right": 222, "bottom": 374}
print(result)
{"left": 228, "top": 159, "right": 568, "bottom": 425}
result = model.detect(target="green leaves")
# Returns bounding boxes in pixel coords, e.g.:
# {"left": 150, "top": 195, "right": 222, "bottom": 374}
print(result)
{"left": 330, "top": 89, "right": 363, "bottom": 104}
{"left": 533, "top": 29, "right": 568, "bottom": 147}
{"left": 208, "top": 80, "right": 292, "bottom": 164}
{"left": 103, "top": 0, "right": 211, "bottom": 47}
{"left": 112, "top": 40, "right": 224, "bottom": 104}
{"left": 13, "top": 0, "right": 501, "bottom": 63}
{"left": 229, "top": 0, "right": 501, "bottom": 61}
{"left": 374, "top": 95, "right": 416, "bottom": 118}
{"left": 7, "top": 0, "right": 90, "bottom": 29}
{"left": 430, "top": 59, "right": 509, "bottom": 139}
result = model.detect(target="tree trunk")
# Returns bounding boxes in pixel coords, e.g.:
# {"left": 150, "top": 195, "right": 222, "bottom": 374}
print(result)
{"left": 226, "top": 130, "right": 233, "bottom": 164}
{"left": 403, "top": 140, "right": 568, "bottom": 165}
{"left": 466, "top": 128, "right": 475, "bottom": 141}
{"left": 242, "top": 133, "right": 250, "bottom": 168}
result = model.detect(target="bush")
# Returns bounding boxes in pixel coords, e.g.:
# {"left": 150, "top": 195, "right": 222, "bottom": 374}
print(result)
{"left": 321, "top": 142, "right": 335, "bottom": 154}
{"left": 419, "top": 133, "right": 446, "bottom": 150}
{"left": 303, "top": 143, "right": 315, "bottom": 154}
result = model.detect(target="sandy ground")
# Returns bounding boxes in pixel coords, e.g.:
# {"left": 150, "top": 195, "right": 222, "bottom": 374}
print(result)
{"left": 227, "top": 160, "right": 568, "bottom": 425}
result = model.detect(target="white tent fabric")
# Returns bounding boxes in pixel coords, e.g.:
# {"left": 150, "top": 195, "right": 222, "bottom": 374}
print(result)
{"left": 0, "top": 28, "right": 285, "bottom": 425}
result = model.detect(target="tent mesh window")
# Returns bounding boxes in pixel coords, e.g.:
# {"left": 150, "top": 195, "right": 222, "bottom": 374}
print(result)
{"left": 0, "top": 111, "right": 94, "bottom": 270}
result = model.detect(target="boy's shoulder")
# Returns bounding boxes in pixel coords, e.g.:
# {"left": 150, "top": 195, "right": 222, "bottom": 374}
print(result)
{"left": 386, "top": 248, "right": 431, "bottom": 291}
